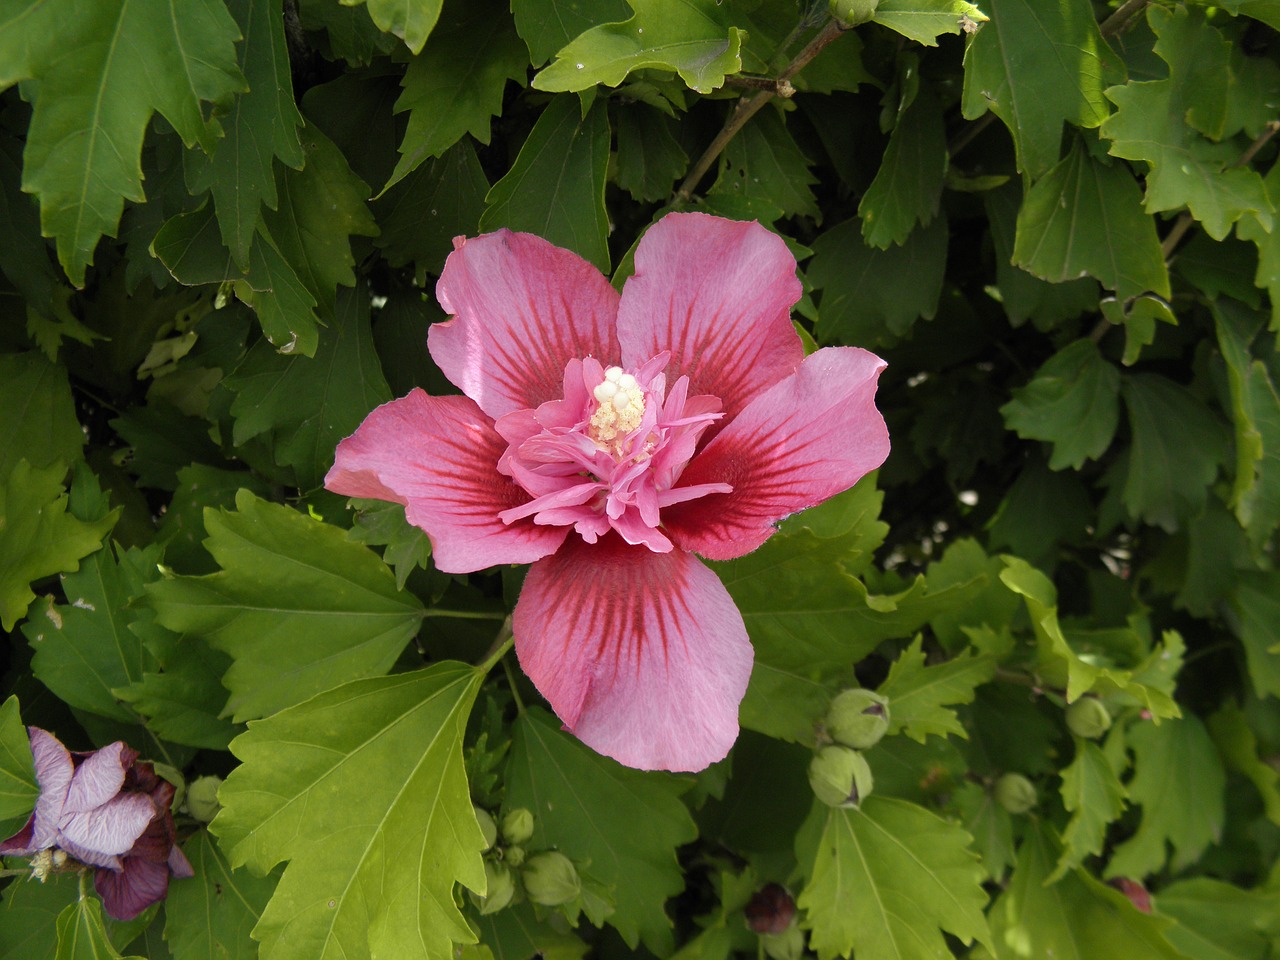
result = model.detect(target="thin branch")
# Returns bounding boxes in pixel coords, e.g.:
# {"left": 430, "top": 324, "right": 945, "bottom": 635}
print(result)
{"left": 675, "top": 19, "right": 847, "bottom": 202}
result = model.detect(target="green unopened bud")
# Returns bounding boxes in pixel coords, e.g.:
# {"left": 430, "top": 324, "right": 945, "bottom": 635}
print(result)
{"left": 501, "top": 808, "right": 535, "bottom": 845}
{"left": 522, "top": 851, "right": 581, "bottom": 906}
{"left": 1065, "top": 698, "right": 1112, "bottom": 740}
{"left": 474, "top": 806, "right": 498, "bottom": 851}
{"left": 760, "top": 925, "right": 806, "bottom": 960}
{"left": 503, "top": 844, "right": 526, "bottom": 867}
{"left": 472, "top": 862, "right": 516, "bottom": 915}
{"left": 809, "top": 746, "right": 874, "bottom": 808}
{"left": 827, "top": 688, "right": 891, "bottom": 750}
{"left": 993, "top": 773, "right": 1037, "bottom": 814}
{"left": 185, "top": 775, "right": 223, "bottom": 823}
{"left": 829, "top": 0, "right": 878, "bottom": 27}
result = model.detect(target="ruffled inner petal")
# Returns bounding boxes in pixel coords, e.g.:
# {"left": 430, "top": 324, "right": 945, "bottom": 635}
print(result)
{"left": 432, "top": 231, "right": 621, "bottom": 420}
{"left": 665, "top": 347, "right": 890, "bottom": 561}
{"left": 513, "top": 535, "right": 753, "bottom": 772}
{"left": 616, "top": 212, "right": 805, "bottom": 438}
{"left": 63, "top": 742, "right": 135, "bottom": 814}
{"left": 325, "top": 390, "right": 568, "bottom": 573}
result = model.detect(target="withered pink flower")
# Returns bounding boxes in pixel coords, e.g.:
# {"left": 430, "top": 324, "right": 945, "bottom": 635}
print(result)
{"left": 1, "top": 727, "right": 193, "bottom": 920}
{"left": 326, "top": 213, "right": 889, "bottom": 771}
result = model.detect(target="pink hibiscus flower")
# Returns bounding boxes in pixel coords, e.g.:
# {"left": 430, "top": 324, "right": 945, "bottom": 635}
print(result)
{"left": 326, "top": 213, "right": 889, "bottom": 771}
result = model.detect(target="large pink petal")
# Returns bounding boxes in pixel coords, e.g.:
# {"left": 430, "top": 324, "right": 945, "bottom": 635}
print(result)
{"left": 432, "top": 231, "right": 622, "bottom": 419}
{"left": 28, "top": 727, "right": 73, "bottom": 850}
{"left": 664, "top": 347, "right": 890, "bottom": 561}
{"left": 513, "top": 535, "right": 752, "bottom": 772}
{"left": 616, "top": 213, "right": 804, "bottom": 431}
{"left": 326, "top": 391, "right": 568, "bottom": 573}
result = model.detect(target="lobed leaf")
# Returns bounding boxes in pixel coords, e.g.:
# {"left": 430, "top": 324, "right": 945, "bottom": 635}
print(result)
{"left": 876, "top": 637, "right": 997, "bottom": 743}
{"left": 533, "top": 0, "right": 745, "bottom": 94}
{"left": 1050, "top": 738, "right": 1128, "bottom": 881}
{"left": 0, "top": 695, "right": 37, "bottom": 842}
{"left": 212, "top": 663, "right": 486, "bottom": 960}
{"left": 165, "top": 830, "right": 279, "bottom": 960}
{"left": 506, "top": 708, "right": 698, "bottom": 954}
{"left": 143, "top": 491, "right": 425, "bottom": 722}
{"left": 796, "top": 797, "right": 991, "bottom": 960}
{"left": 0, "top": 0, "right": 245, "bottom": 285}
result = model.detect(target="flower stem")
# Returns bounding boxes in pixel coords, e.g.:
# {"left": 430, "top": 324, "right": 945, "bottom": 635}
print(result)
{"left": 675, "top": 18, "right": 847, "bottom": 202}
{"left": 476, "top": 615, "right": 514, "bottom": 674}
{"left": 502, "top": 655, "right": 527, "bottom": 715}
{"left": 425, "top": 608, "right": 510, "bottom": 621}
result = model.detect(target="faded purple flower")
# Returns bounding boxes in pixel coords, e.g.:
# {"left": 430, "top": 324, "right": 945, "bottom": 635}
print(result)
{"left": 1, "top": 727, "right": 193, "bottom": 920}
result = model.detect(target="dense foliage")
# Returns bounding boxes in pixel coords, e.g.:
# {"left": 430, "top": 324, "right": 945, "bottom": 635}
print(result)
{"left": 1, "top": 0, "right": 1279, "bottom": 957}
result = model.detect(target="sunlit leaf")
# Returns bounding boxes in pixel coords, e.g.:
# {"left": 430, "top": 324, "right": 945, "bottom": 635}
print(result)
{"left": 212, "top": 663, "right": 486, "bottom": 960}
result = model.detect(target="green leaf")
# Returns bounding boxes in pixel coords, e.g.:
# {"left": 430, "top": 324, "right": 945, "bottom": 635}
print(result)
{"left": 1001, "top": 339, "right": 1121, "bottom": 470}
{"left": 0, "top": 460, "right": 119, "bottom": 633}
{"left": 714, "top": 497, "right": 982, "bottom": 744}
{"left": 872, "top": 0, "right": 987, "bottom": 46}
{"left": 0, "top": 352, "right": 84, "bottom": 478}
{"left": 953, "top": 781, "right": 1016, "bottom": 881}
{"left": 615, "top": 105, "right": 689, "bottom": 203}
{"left": 151, "top": 205, "right": 321, "bottom": 357}
{"left": 506, "top": 708, "right": 699, "bottom": 953}
{"left": 859, "top": 82, "right": 946, "bottom": 247}
{"left": 986, "top": 456, "right": 1093, "bottom": 567}
{"left": 987, "top": 824, "right": 1182, "bottom": 960}
{"left": 346, "top": 500, "right": 434, "bottom": 592}
{"left": 53, "top": 895, "right": 145, "bottom": 960}
{"left": 1156, "top": 877, "right": 1280, "bottom": 960}
{"left": 1229, "top": 572, "right": 1280, "bottom": 700}
{"left": 224, "top": 282, "right": 392, "bottom": 491}
{"left": 0, "top": 695, "right": 38, "bottom": 841}
{"left": 1107, "top": 715, "right": 1226, "bottom": 878}
{"left": 1214, "top": 300, "right": 1280, "bottom": 546}
{"left": 143, "top": 490, "right": 425, "bottom": 722}
{"left": 811, "top": 215, "right": 948, "bottom": 348}
{"left": 876, "top": 637, "right": 997, "bottom": 743}
{"left": 211, "top": 663, "right": 486, "bottom": 960}
{"left": 373, "top": 141, "right": 491, "bottom": 282}
{"left": 20, "top": 542, "right": 162, "bottom": 724}
{"left": 1101, "top": 8, "right": 1271, "bottom": 239}
{"left": 1120, "top": 373, "right": 1228, "bottom": 531}
{"left": 344, "top": 0, "right": 443, "bottom": 54}
{"left": 961, "top": 0, "right": 1120, "bottom": 178}
{"left": 1207, "top": 700, "right": 1280, "bottom": 825}
{"left": 1104, "top": 294, "right": 1177, "bottom": 366}
{"left": 1013, "top": 139, "right": 1169, "bottom": 300}
{"left": 112, "top": 621, "right": 239, "bottom": 751}
{"left": 711, "top": 107, "right": 818, "bottom": 220}
{"left": 209, "top": 0, "right": 306, "bottom": 270}
{"left": 260, "top": 123, "right": 379, "bottom": 316}
{"left": 0, "top": 873, "right": 155, "bottom": 960}
{"left": 924, "top": 538, "right": 1020, "bottom": 653}
{"left": 476, "top": 902, "right": 590, "bottom": 960}
{"left": 1050, "top": 738, "right": 1128, "bottom": 881}
{"left": 796, "top": 797, "right": 990, "bottom": 960}
{"left": 297, "top": 0, "right": 396, "bottom": 65}
{"left": 385, "top": 0, "right": 527, "bottom": 190}
{"left": 0, "top": 0, "right": 245, "bottom": 285}
{"left": 480, "top": 96, "right": 611, "bottom": 272}
{"left": 999, "top": 556, "right": 1180, "bottom": 716}
{"left": 532, "top": 0, "right": 745, "bottom": 94}
{"left": 511, "top": 0, "right": 630, "bottom": 64}
{"left": 165, "top": 830, "right": 278, "bottom": 960}
{"left": 984, "top": 181, "right": 1098, "bottom": 329}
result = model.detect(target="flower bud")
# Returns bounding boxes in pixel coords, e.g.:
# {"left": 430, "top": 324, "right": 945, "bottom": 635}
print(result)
{"left": 829, "top": 0, "right": 878, "bottom": 27}
{"left": 826, "top": 689, "right": 891, "bottom": 750}
{"left": 1065, "top": 698, "right": 1112, "bottom": 739}
{"left": 501, "top": 807, "right": 535, "bottom": 845}
{"left": 809, "top": 746, "right": 874, "bottom": 808}
{"left": 522, "top": 851, "right": 580, "bottom": 906}
{"left": 1108, "top": 877, "right": 1152, "bottom": 913}
{"left": 474, "top": 806, "right": 498, "bottom": 851}
{"left": 503, "top": 844, "right": 526, "bottom": 868}
{"left": 185, "top": 775, "right": 223, "bottom": 823}
{"left": 744, "top": 883, "right": 796, "bottom": 934}
{"left": 993, "top": 773, "right": 1037, "bottom": 814}
{"left": 761, "top": 926, "right": 806, "bottom": 960}
{"left": 473, "top": 862, "right": 516, "bottom": 915}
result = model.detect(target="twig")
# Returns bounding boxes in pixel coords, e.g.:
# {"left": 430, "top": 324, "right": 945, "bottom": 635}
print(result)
{"left": 725, "top": 75, "right": 796, "bottom": 98}
{"left": 675, "top": 19, "right": 848, "bottom": 202}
